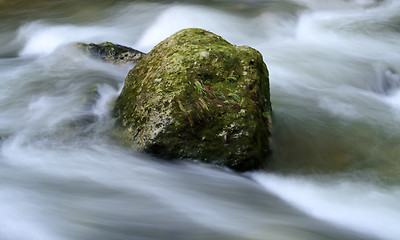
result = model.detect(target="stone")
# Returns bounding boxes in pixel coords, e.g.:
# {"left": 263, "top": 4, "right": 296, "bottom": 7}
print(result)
{"left": 113, "top": 28, "right": 272, "bottom": 171}
{"left": 76, "top": 42, "right": 145, "bottom": 64}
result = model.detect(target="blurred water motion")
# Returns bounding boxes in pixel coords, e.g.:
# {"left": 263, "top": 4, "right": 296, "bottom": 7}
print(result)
{"left": 0, "top": 0, "right": 400, "bottom": 239}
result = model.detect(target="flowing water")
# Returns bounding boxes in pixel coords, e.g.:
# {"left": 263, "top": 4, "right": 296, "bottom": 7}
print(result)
{"left": 1, "top": 0, "right": 399, "bottom": 239}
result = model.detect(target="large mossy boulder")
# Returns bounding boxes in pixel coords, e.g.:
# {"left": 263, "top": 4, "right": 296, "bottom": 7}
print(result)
{"left": 113, "top": 28, "right": 272, "bottom": 171}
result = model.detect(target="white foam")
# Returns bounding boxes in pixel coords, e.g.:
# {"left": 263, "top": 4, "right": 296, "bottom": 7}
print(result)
{"left": 252, "top": 173, "right": 400, "bottom": 240}
{"left": 0, "top": 190, "right": 60, "bottom": 240}
{"left": 17, "top": 21, "right": 111, "bottom": 56}
{"left": 318, "top": 95, "right": 361, "bottom": 119}
{"left": 135, "top": 5, "right": 251, "bottom": 52}
{"left": 92, "top": 83, "right": 119, "bottom": 117}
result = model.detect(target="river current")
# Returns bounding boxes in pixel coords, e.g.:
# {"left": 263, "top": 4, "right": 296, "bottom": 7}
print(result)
{"left": 0, "top": 0, "right": 399, "bottom": 239}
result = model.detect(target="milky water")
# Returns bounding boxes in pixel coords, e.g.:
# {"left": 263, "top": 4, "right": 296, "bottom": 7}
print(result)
{"left": 1, "top": 0, "right": 400, "bottom": 239}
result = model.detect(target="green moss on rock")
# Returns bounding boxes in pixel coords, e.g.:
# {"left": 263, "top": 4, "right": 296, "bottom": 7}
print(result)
{"left": 76, "top": 42, "right": 145, "bottom": 64}
{"left": 113, "top": 28, "right": 272, "bottom": 171}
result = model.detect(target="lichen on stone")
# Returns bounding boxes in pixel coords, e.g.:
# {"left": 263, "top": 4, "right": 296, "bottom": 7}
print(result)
{"left": 113, "top": 28, "right": 272, "bottom": 171}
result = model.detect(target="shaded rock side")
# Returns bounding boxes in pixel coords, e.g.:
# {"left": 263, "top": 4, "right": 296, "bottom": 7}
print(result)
{"left": 113, "top": 28, "right": 272, "bottom": 171}
{"left": 76, "top": 42, "right": 145, "bottom": 64}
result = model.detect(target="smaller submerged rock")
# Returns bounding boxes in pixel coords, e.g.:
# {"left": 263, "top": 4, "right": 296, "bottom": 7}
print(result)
{"left": 76, "top": 42, "right": 145, "bottom": 64}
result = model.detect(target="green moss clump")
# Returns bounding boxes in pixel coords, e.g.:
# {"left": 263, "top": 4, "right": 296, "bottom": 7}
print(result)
{"left": 113, "top": 28, "right": 272, "bottom": 171}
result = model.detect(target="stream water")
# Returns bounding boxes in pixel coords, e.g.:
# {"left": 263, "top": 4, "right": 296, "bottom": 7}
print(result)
{"left": 1, "top": 0, "right": 399, "bottom": 239}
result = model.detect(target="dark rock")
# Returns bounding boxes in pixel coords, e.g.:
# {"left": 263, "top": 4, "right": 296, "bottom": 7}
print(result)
{"left": 76, "top": 42, "right": 145, "bottom": 64}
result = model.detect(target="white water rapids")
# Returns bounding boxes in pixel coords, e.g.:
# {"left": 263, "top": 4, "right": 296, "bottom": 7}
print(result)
{"left": 1, "top": 0, "right": 400, "bottom": 239}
